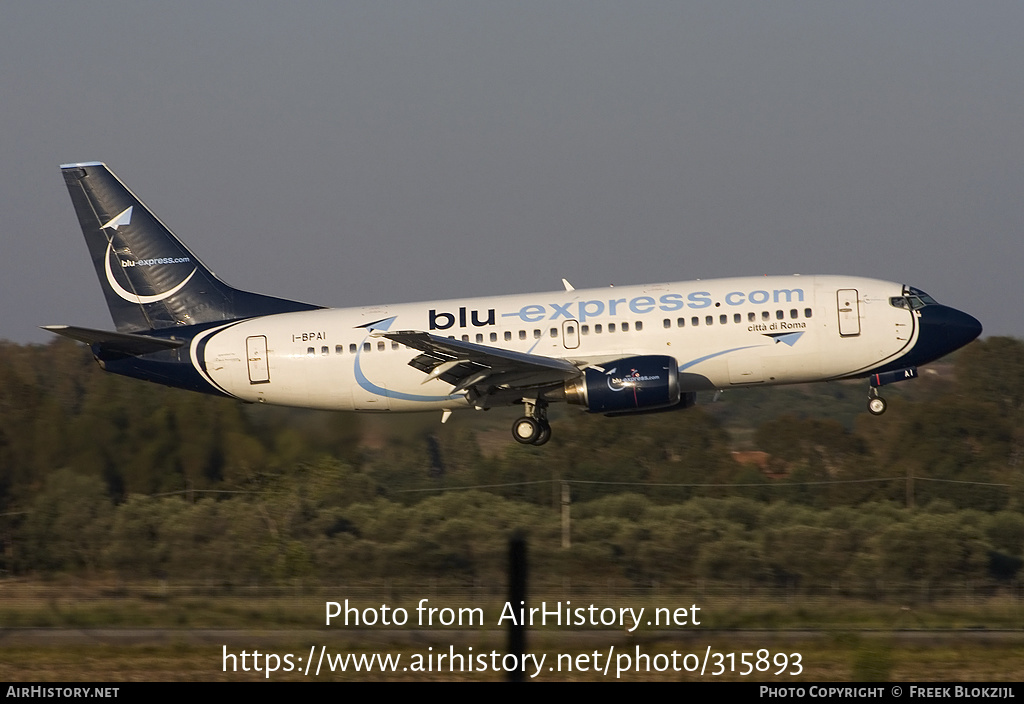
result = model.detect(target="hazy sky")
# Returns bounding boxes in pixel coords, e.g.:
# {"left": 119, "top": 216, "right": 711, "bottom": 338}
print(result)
{"left": 3, "top": 2, "right": 1021, "bottom": 343}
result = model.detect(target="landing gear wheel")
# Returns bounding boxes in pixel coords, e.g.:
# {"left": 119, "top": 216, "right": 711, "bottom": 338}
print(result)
{"left": 531, "top": 422, "right": 552, "bottom": 446}
{"left": 512, "top": 417, "right": 542, "bottom": 444}
{"left": 513, "top": 398, "right": 552, "bottom": 445}
{"left": 868, "top": 396, "right": 887, "bottom": 415}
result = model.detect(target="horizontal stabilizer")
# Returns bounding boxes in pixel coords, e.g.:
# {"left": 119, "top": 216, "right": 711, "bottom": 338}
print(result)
{"left": 41, "top": 325, "right": 185, "bottom": 356}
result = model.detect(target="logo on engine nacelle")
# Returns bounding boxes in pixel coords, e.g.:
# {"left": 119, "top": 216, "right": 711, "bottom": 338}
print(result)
{"left": 606, "top": 367, "right": 660, "bottom": 391}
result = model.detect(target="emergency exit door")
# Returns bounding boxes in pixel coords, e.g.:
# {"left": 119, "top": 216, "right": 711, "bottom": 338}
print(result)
{"left": 562, "top": 320, "right": 580, "bottom": 349}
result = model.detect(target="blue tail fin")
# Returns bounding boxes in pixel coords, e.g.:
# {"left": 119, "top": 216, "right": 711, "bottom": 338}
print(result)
{"left": 60, "top": 162, "right": 321, "bottom": 333}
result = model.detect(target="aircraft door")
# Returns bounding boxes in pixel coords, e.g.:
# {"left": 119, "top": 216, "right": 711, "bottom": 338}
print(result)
{"left": 562, "top": 320, "right": 580, "bottom": 349}
{"left": 246, "top": 335, "right": 270, "bottom": 384}
{"left": 837, "top": 289, "right": 861, "bottom": 337}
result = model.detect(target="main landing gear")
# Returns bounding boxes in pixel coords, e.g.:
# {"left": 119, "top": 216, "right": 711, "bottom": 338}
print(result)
{"left": 512, "top": 399, "right": 551, "bottom": 446}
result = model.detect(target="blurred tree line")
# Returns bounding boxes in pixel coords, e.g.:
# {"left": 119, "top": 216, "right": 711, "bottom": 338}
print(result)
{"left": 1, "top": 337, "right": 1022, "bottom": 592}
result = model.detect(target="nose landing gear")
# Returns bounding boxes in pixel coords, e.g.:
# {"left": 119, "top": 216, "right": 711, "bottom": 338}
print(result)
{"left": 866, "top": 366, "right": 917, "bottom": 416}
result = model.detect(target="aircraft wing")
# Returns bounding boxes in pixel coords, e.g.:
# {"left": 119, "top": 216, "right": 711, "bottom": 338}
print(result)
{"left": 42, "top": 325, "right": 185, "bottom": 356}
{"left": 378, "top": 330, "right": 581, "bottom": 395}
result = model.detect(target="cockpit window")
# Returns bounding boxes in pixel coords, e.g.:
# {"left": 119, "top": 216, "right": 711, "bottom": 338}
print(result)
{"left": 905, "top": 286, "right": 938, "bottom": 305}
{"left": 890, "top": 295, "right": 929, "bottom": 310}
{"left": 893, "top": 286, "right": 940, "bottom": 310}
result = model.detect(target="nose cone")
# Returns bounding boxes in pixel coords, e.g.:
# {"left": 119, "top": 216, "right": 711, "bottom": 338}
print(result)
{"left": 914, "top": 305, "right": 983, "bottom": 364}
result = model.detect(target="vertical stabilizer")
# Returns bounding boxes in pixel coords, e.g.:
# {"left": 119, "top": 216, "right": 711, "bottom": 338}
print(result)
{"left": 60, "top": 162, "right": 320, "bottom": 332}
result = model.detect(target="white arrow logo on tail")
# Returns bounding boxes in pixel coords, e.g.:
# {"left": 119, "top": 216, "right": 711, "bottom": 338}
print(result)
{"left": 100, "top": 205, "right": 198, "bottom": 304}
{"left": 101, "top": 206, "right": 133, "bottom": 231}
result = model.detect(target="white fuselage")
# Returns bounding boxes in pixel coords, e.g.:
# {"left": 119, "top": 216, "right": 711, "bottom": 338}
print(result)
{"left": 192, "top": 275, "right": 914, "bottom": 413}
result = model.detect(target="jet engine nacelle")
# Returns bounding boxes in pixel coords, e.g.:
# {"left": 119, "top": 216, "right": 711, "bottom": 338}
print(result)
{"left": 565, "top": 355, "right": 680, "bottom": 414}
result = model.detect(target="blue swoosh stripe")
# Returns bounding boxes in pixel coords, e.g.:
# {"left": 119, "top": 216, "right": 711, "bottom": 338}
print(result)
{"left": 353, "top": 335, "right": 463, "bottom": 403}
{"left": 678, "top": 345, "right": 759, "bottom": 371}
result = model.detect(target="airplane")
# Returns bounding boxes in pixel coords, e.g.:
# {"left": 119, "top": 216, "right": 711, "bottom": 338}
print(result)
{"left": 45, "top": 162, "right": 982, "bottom": 446}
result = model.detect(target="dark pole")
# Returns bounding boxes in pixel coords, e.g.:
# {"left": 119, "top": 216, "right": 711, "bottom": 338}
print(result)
{"left": 507, "top": 530, "right": 527, "bottom": 682}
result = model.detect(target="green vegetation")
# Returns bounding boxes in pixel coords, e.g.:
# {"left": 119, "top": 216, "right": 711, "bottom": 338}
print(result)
{"left": 2, "top": 337, "right": 1023, "bottom": 681}
{"left": 0, "top": 337, "right": 1022, "bottom": 594}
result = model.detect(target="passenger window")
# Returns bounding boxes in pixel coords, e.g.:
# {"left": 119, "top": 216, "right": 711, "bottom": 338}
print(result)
{"left": 734, "top": 314, "right": 741, "bottom": 323}
{"left": 595, "top": 324, "right": 603, "bottom": 334}
{"left": 705, "top": 316, "right": 713, "bottom": 326}
{"left": 504, "top": 331, "right": 512, "bottom": 341}
{"left": 519, "top": 330, "right": 527, "bottom": 340}
{"left": 691, "top": 317, "right": 699, "bottom": 327}
{"left": 378, "top": 341, "right": 385, "bottom": 351}
{"left": 462, "top": 335, "right": 469, "bottom": 342}
{"left": 621, "top": 322, "right": 629, "bottom": 332}
{"left": 790, "top": 309, "right": 798, "bottom": 319}
{"left": 349, "top": 343, "right": 357, "bottom": 354}
{"left": 550, "top": 328, "right": 558, "bottom": 338}
{"left": 476, "top": 334, "right": 483, "bottom": 343}
{"left": 635, "top": 321, "right": 643, "bottom": 331}
{"left": 581, "top": 325, "right": 589, "bottom": 335}
{"left": 533, "top": 329, "right": 541, "bottom": 339}
{"left": 490, "top": 332, "right": 497, "bottom": 342}
{"left": 804, "top": 308, "right": 813, "bottom": 318}
{"left": 720, "top": 315, "right": 727, "bottom": 325}
{"left": 762, "top": 311, "right": 770, "bottom": 321}
{"left": 363, "top": 342, "right": 371, "bottom": 352}
{"left": 392, "top": 341, "right": 399, "bottom": 350}
{"left": 663, "top": 319, "right": 671, "bottom": 329}
{"left": 748, "top": 312, "right": 755, "bottom": 322}
{"left": 321, "top": 346, "right": 329, "bottom": 356}
{"left": 336, "top": 345, "right": 344, "bottom": 355}
{"left": 677, "top": 317, "right": 686, "bottom": 327}
{"left": 609, "top": 323, "right": 617, "bottom": 333}
{"left": 776, "top": 310, "right": 784, "bottom": 320}
{"left": 307, "top": 347, "right": 315, "bottom": 357}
